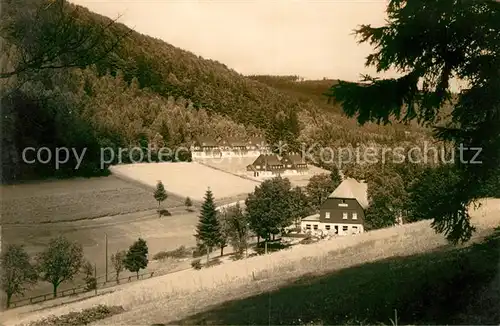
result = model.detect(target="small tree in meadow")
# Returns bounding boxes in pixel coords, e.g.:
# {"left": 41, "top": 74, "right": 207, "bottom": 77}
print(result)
{"left": 124, "top": 238, "right": 148, "bottom": 279}
{"left": 154, "top": 181, "right": 168, "bottom": 216}
{"left": 0, "top": 244, "right": 38, "bottom": 308}
{"left": 81, "top": 260, "right": 96, "bottom": 291}
{"left": 185, "top": 196, "right": 193, "bottom": 211}
{"left": 110, "top": 250, "right": 126, "bottom": 284}
{"left": 36, "top": 236, "right": 84, "bottom": 298}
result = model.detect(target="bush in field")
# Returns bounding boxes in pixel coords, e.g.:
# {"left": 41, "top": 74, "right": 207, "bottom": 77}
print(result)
{"left": 26, "top": 305, "right": 125, "bottom": 326}
{"left": 153, "top": 246, "right": 191, "bottom": 261}
{"left": 191, "top": 259, "right": 202, "bottom": 270}
{"left": 36, "top": 236, "right": 84, "bottom": 298}
{"left": 204, "top": 257, "right": 222, "bottom": 268}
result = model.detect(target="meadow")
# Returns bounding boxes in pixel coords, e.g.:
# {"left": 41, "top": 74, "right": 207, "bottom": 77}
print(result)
{"left": 1, "top": 175, "right": 212, "bottom": 304}
{"left": 110, "top": 162, "right": 261, "bottom": 201}
{"left": 0, "top": 176, "right": 184, "bottom": 225}
{"left": 5, "top": 198, "right": 498, "bottom": 326}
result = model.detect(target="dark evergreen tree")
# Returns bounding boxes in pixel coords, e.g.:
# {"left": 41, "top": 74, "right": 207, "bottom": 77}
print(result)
{"left": 123, "top": 238, "right": 148, "bottom": 279}
{"left": 195, "top": 188, "right": 221, "bottom": 263}
{"left": 326, "top": 0, "right": 500, "bottom": 243}
{"left": 153, "top": 181, "right": 168, "bottom": 216}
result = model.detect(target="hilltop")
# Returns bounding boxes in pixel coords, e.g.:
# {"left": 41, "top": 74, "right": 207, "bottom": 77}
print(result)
{"left": 1, "top": 0, "right": 429, "bottom": 182}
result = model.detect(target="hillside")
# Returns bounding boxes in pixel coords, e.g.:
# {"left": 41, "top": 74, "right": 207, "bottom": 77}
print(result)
{"left": 3, "top": 199, "right": 498, "bottom": 325}
{"left": 1, "top": 0, "right": 429, "bottom": 182}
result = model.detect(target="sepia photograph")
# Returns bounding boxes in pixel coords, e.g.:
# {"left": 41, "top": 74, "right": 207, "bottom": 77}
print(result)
{"left": 0, "top": 0, "right": 499, "bottom": 325}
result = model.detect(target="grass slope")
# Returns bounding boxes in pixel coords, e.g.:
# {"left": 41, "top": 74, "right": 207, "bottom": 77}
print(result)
{"left": 172, "top": 231, "right": 499, "bottom": 325}
{"left": 5, "top": 200, "right": 498, "bottom": 326}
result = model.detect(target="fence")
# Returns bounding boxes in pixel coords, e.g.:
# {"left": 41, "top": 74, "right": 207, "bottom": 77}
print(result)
{"left": 8, "top": 270, "right": 159, "bottom": 309}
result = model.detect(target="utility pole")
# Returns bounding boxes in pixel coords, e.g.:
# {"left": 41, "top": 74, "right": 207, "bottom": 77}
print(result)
{"left": 94, "top": 263, "right": 97, "bottom": 296}
{"left": 105, "top": 233, "right": 108, "bottom": 282}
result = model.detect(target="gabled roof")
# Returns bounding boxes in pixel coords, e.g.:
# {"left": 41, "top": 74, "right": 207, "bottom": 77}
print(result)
{"left": 284, "top": 153, "right": 307, "bottom": 165}
{"left": 301, "top": 213, "right": 320, "bottom": 222}
{"left": 251, "top": 154, "right": 283, "bottom": 167}
{"left": 266, "top": 154, "right": 283, "bottom": 166}
{"left": 328, "top": 178, "right": 369, "bottom": 209}
{"left": 194, "top": 136, "right": 218, "bottom": 147}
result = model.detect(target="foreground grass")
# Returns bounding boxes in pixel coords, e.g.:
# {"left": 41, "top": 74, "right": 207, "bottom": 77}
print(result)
{"left": 5, "top": 201, "right": 497, "bottom": 326}
{"left": 171, "top": 229, "right": 500, "bottom": 325}
{"left": 26, "top": 305, "right": 124, "bottom": 326}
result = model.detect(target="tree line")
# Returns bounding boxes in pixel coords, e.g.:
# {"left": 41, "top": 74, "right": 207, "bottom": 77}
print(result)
{"left": 0, "top": 236, "right": 149, "bottom": 309}
{"left": 193, "top": 168, "right": 343, "bottom": 262}
{"left": 0, "top": 0, "right": 425, "bottom": 183}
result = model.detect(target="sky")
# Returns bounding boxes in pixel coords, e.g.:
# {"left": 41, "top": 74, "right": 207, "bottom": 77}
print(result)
{"left": 71, "top": 0, "right": 401, "bottom": 82}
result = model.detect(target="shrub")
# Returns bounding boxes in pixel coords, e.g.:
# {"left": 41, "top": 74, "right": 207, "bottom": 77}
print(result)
{"left": 192, "top": 244, "right": 213, "bottom": 258}
{"left": 300, "top": 237, "right": 319, "bottom": 245}
{"left": 153, "top": 246, "right": 191, "bottom": 260}
{"left": 191, "top": 258, "right": 202, "bottom": 270}
{"left": 230, "top": 252, "right": 245, "bottom": 261}
{"left": 27, "top": 305, "right": 125, "bottom": 326}
{"left": 158, "top": 209, "right": 171, "bottom": 217}
{"left": 204, "top": 257, "right": 222, "bottom": 268}
{"left": 84, "top": 277, "right": 97, "bottom": 291}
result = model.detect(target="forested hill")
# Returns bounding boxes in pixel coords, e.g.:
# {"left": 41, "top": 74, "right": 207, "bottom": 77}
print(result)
{"left": 1, "top": 0, "right": 428, "bottom": 183}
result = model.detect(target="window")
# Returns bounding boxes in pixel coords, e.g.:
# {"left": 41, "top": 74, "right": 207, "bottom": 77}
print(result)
{"left": 352, "top": 213, "right": 358, "bottom": 220}
{"left": 342, "top": 226, "right": 348, "bottom": 231}
{"left": 325, "top": 225, "right": 331, "bottom": 230}
{"left": 325, "top": 212, "right": 330, "bottom": 219}
{"left": 342, "top": 199, "right": 346, "bottom": 204}
{"left": 256, "top": 165, "right": 260, "bottom": 169}
{"left": 306, "top": 224, "right": 311, "bottom": 230}
{"left": 313, "top": 224, "right": 318, "bottom": 230}
{"left": 342, "top": 212, "right": 348, "bottom": 219}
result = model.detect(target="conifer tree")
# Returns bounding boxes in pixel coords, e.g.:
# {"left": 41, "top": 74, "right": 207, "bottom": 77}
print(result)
{"left": 185, "top": 196, "right": 193, "bottom": 211}
{"left": 154, "top": 181, "right": 168, "bottom": 216}
{"left": 195, "top": 188, "right": 221, "bottom": 263}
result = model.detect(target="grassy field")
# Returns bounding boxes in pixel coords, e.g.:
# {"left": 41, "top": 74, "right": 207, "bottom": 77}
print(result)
{"left": 0, "top": 176, "right": 184, "bottom": 224}
{"left": 5, "top": 199, "right": 498, "bottom": 326}
{"left": 110, "top": 162, "right": 261, "bottom": 201}
{"left": 0, "top": 175, "right": 238, "bottom": 304}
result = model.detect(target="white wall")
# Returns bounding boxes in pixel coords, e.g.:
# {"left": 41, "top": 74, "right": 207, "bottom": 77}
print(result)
{"left": 300, "top": 221, "right": 364, "bottom": 236}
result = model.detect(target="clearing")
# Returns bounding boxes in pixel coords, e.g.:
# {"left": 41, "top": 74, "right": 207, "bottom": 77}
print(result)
{"left": 0, "top": 176, "right": 183, "bottom": 225}
{"left": 5, "top": 198, "right": 498, "bottom": 325}
{"left": 110, "top": 162, "right": 261, "bottom": 201}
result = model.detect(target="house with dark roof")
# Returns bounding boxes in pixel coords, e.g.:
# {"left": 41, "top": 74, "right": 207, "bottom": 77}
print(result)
{"left": 217, "top": 137, "right": 249, "bottom": 156}
{"left": 247, "top": 137, "right": 271, "bottom": 154}
{"left": 190, "top": 136, "right": 221, "bottom": 158}
{"left": 281, "top": 152, "right": 308, "bottom": 174}
{"left": 300, "top": 178, "right": 368, "bottom": 236}
{"left": 246, "top": 154, "right": 284, "bottom": 177}
{"left": 246, "top": 152, "right": 309, "bottom": 178}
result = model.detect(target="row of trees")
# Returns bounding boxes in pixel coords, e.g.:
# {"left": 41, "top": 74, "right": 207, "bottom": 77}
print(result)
{"left": 0, "top": 236, "right": 149, "bottom": 308}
